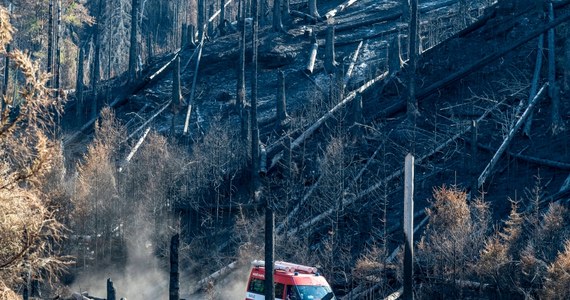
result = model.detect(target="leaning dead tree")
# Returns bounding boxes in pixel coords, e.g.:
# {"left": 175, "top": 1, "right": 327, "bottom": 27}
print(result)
{"left": 287, "top": 97, "right": 506, "bottom": 237}
{"left": 478, "top": 84, "right": 548, "bottom": 188}
{"left": 269, "top": 71, "right": 388, "bottom": 170}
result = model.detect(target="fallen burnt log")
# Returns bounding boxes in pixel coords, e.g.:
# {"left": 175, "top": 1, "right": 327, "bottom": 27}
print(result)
{"left": 366, "top": 7, "right": 570, "bottom": 122}
{"left": 331, "top": 0, "right": 457, "bottom": 34}
{"left": 63, "top": 51, "right": 181, "bottom": 146}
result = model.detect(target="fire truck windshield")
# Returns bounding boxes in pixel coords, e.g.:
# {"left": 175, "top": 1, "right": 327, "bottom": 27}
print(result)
{"left": 286, "top": 285, "right": 335, "bottom": 300}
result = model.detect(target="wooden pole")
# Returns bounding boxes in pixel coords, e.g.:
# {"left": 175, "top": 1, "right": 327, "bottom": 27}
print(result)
{"left": 403, "top": 153, "right": 414, "bottom": 300}
{"left": 169, "top": 234, "right": 180, "bottom": 300}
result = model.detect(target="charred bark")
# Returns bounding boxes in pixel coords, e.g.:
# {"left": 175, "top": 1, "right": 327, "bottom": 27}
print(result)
{"left": 76, "top": 44, "right": 85, "bottom": 121}
{"left": 55, "top": 0, "right": 62, "bottom": 101}
{"left": 523, "top": 34, "right": 544, "bottom": 136}
{"left": 276, "top": 70, "right": 287, "bottom": 124}
{"left": 548, "top": 3, "right": 563, "bottom": 133}
{"left": 264, "top": 203, "right": 275, "bottom": 300}
{"left": 324, "top": 25, "right": 337, "bottom": 74}
{"left": 273, "top": 0, "right": 283, "bottom": 32}
{"left": 47, "top": 0, "right": 54, "bottom": 88}
{"left": 106, "top": 278, "right": 116, "bottom": 300}
{"left": 237, "top": 0, "right": 248, "bottom": 139}
{"left": 309, "top": 0, "right": 320, "bottom": 19}
{"left": 171, "top": 56, "right": 181, "bottom": 136}
{"left": 91, "top": 0, "right": 103, "bottom": 119}
{"left": 169, "top": 234, "right": 180, "bottom": 300}
{"left": 251, "top": 0, "right": 261, "bottom": 195}
{"left": 407, "top": 0, "right": 419, "bottom": 121}
{"left": 129, "top": 0, "right": 139, "bottom": 82}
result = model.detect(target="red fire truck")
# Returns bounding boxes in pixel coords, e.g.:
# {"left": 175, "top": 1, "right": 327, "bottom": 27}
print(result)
{"left": 245, "top": 260, "right": 336, "bottom": 300}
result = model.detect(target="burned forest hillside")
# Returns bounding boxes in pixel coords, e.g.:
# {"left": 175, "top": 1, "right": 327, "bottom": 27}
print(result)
{"left": 1, "top": 0, "right": 570, "bottom": 299}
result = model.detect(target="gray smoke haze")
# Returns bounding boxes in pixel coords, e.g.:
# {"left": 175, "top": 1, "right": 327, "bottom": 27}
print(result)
{"left": 72, "top": 221, "right": 251, "bottom": 299}
{"left": 71, "top": 216, "right": 170, "bottom": 299}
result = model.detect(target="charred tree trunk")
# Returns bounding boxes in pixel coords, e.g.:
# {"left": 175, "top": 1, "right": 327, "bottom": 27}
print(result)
{"left": 282, "top": 0, "right": 290, "bottom": 25}
{"left": 523, "top": 34, "right": 544, "bottom": 136}
{"left": 403, "top": 154, "right": 414, "bottom": 300}
{"left": 237, "top": 0, "right": 247, "bottom": 139}
{"left": 106, "top": 278, "right": 116, "bottom": 300}
{"left": 349, "top": 94, "right": 363, "bottom": 136}
{"left": 264, "top": 202, "right": 275, "bottom": 300}
{"left": 91, "top": 0, "right": 103, "bottom": 119}
{"left": 251, "top": 0, "right": 260, "bottom": 195}
{"left": 55, "top": 0, "right": 61, "bottom": 101}
{"left": 188, "top": 24, "right": 196, "bottom": 47}
{"left": 260, "top": 0, "right": 267, "bottom": 27}
{"left": 459, "top": 0, "right": 468, "bottom": 27}
{"left": 76, "top": 44, "right": 85, "bottom": 121}
{"left": 169, "top": 234, "right": 180, "bottom": 300}
{"left": 548, "top": 3, "right": 563, "bottom": 133}
{"left": 401, "top": 0, "right": 410, "bottom": 24}
{"left": 1, "top": 42, "right": 8, "bottom": 118}
{"left": 219, "top": 0, "right": 226, "bottom": 35}
{"left": 564, "top": 32, "right": 570, "bottom": 94}
{"left": 171, "top": 56, "right": 181, "bottom": 136}
{"left": 276, "top": 70, "right": 287, "bottom": 124}
{"left": 208, "top": 4, "right": 215, "bottom": 37}
{"left": 47, "top": 0, "right": 54, "bottom": 88}
{"left": 129, "top": 0, "right": 139, "bottom": 83}
{"left": 198, "top": 0, "right": 205, "bottom": 39}
{"left": 470, "top": 120, "right": 478, "bottom": 195}
{"left": 273, "top": 0, "right": 283, "bottom": 32}
{"left": 309, "top": 0, "right": 320, "bottom": 19}
{"left": 407, "top": 0, "right": 420, "bottom": 121}
{"left": 324, "top": 25, "right": 337, "bottom": 74}
{"left": 388, "top": 35, "right": 401, "bottom": 75}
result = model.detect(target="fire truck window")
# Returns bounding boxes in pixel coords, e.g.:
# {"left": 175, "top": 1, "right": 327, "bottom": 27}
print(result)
{"left": 247, "top": 278, "right": 264, "bottom": 294}
{"left": 275, "top": 283, "right": 285, "bottom": 298}
{"left": 248, "top": 279, "right": 286, "bottom": 298}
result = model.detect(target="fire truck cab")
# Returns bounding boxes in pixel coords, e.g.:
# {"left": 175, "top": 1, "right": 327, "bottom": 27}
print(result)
{"left": 245, "top": 260, "right": 336, "bottom": 300}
